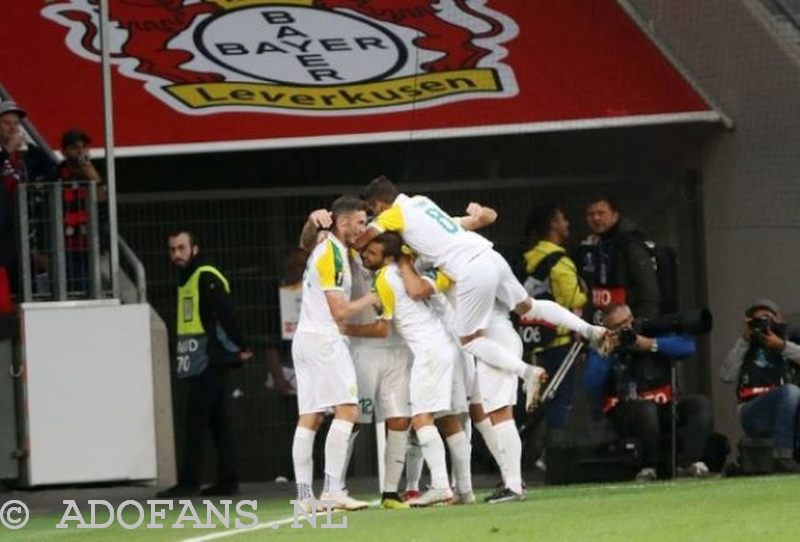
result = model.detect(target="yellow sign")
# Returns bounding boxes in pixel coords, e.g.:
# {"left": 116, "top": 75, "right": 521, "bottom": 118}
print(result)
{"left": 167, "top": 69, "right": 501, "bottom": 111}
{"left": 210, "top": 0, "right": 314, "bottom": 9}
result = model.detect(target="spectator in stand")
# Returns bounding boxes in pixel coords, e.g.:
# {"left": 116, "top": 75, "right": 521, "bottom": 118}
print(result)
{"left": 55, "top": 129, "right": 105, "bottom": 295}
{"left": 0, "top": 101, "right": 53, "bottom": 295}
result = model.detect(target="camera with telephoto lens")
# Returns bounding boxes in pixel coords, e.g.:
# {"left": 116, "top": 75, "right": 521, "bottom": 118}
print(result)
{"left": 614, "top": 308, "right": 713, "bottom": 354}
{"left": 616, "top": 327, "right": 638, "bottom": 350}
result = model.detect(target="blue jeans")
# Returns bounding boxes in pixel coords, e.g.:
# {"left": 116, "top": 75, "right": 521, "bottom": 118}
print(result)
{"left": 739, "top": 384, "right": 800, "bottom": 453}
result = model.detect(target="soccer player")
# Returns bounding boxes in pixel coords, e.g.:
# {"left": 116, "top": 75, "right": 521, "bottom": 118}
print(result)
{"left": 358, "top": 176, "right": 608, "bottom": 413}
{"left": 398, "top": 256, "right": 527, "bottom": 502}
{"left": 301, "top": 208, "right": 415, "bottom": 509}
{"left": 407, "top": 256, "right": 477, "bottom": 503}
{"left": 346, "top": 232, "right": 465, "bottom": 507}
{"left": 349, "top": 252, "right": 415, "bottom": 509}
{"left": 291, "top": 196, "right": 376, "bottom": 512}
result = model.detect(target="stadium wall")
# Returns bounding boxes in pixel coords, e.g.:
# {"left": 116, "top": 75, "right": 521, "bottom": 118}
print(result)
{"left": 625, "top": 0, "right": 800, "bottom": 460}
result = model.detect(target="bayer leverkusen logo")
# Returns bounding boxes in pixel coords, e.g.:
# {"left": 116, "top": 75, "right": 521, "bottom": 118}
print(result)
{"left": 43, "top": 0, "right": 519, "bottom": 115}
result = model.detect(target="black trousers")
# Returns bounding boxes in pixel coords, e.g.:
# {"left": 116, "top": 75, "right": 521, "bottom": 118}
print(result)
{"left": 179, "top": 365, "right": 238, "bottom": 488}
{"left": 608, "top": 394, "right": 712, "bottom": 474}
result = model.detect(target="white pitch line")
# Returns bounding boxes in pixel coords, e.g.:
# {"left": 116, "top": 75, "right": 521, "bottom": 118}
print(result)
{"left": 181, "top": 500, "right": 380, "bottom": 542}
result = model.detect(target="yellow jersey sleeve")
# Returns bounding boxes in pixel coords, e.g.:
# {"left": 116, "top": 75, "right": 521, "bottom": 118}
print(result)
{"left": 433, "top": 269, "right": 453, "bottom": 293}
{"left": 373, "top": 269, "right": 395, "bottom": 320}
{"left": 316, "top": 241, "right": 344, "bottom": 291}
{"left": 421, "top": 268, "right": 453, "bottom": 293}
{"left": 373, "top": 203, "right": 404, "bottom": 233}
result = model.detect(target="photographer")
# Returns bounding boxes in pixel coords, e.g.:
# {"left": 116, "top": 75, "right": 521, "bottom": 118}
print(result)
{"left": 575, "top": 196, "right": 661, "bottom": 324}
{"left": 719, "top": 299, "right": 800, "bottom": 473}
{"left": 584, "top": 303, "right": 713, "bottom": 480}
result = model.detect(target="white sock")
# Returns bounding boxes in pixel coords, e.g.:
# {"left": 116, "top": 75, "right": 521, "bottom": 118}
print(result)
{"left": 525, "top": 299, "right": 592, "bottom": 338}
{"left": 463, "top": 336, "right": 529, "bottom": 378}
{"left": 494, "top": 420, "right": 523, "bottom": 494}
{"left": 340, "top": 428, "right": 360, "bottom": 481}
{"left": 384, "top": 429, "right": 409, "bottom": 493}
{"left": 474, "top": 418, "right": 504, "bottom": 479}
{"left": 445, "top": 431, "right": 473, "bottom": 494}
{"left": 405, "top": 437, "right": 424, "bottom": 491}
{"left": 323, "top": 419, "right": 353, "bottom": 494}
{"left": 292, "top": 426, "right": 316, "bottom": 500}
{"left": 416, "top": 425, "right": 449, "bottom": 490}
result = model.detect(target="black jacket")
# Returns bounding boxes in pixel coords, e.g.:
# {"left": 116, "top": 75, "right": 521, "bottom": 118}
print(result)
{"left": 576, "top": 217, "right": 661, "bottom": 320}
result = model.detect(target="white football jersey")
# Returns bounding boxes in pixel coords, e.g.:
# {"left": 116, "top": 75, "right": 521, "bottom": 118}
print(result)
{"left": 349, "top": 252, "right": 404, "bottom": 349}
{"left": 374, "top": 263, "right": 451, "bottom": 359}
{"left": 296, "top": 235, "right": 351, "bottom": 336}
{"left": 371, "top": 193, "right": 492, "bottom": 280}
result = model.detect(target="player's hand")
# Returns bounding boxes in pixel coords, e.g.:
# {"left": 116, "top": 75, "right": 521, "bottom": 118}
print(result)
{"left": 465, "top": 202, "right": 483, "bottom": 216}
{"left": 238, "top": 349, "right": 254, "bottom": 362}
{"left": 591, "top": 326, "right": 615, "bottom": 356}
{"left": 308, "top": 209, "right": 332, "bottom": 229}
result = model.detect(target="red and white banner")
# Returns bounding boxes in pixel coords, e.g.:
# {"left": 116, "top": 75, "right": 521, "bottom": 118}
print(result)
{"left": 1, "top": 1, "right": 719, "bottom": 155}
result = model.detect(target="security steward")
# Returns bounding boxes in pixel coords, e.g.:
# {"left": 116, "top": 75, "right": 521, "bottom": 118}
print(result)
{"left": 157, "top": 230, "right": 253, "bottom": 498}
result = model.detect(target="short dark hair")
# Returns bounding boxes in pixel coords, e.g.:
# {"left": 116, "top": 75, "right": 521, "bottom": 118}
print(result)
{"left": 331, "top": 195, "right": 369, "bottom": 218}
{"left": 167, "top": 229, "right": 197, "bottom": 246}
{"left": 525, "top": 203, "right": 562, "bottom": 241}
{"left": 370, "top": 232, "right": 403, "bottom": 260}
{"left": 602, "top": 303, "right": 631, "bottom": 319}
{"left": 61, "top": 129, "right": 90, "bottom": 148}
{"left": 361, "top": 175, "right": 399, "bottom": 204}
{"left": 586, "top": 194, "right": 618, "bottom": 212}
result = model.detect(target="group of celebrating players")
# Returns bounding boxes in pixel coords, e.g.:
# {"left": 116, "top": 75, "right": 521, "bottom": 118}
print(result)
{"left": 290, "top": 176, "right": 610, "bottom": 511}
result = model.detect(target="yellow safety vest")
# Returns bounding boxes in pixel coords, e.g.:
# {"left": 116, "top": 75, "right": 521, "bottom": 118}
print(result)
{"left": 175, "top": 265, "right": 230, "bottom": 378}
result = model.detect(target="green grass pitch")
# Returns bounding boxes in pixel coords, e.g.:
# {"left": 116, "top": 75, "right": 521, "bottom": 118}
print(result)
{"left": 3, "top": 475, "right": 798, "bottom": 542}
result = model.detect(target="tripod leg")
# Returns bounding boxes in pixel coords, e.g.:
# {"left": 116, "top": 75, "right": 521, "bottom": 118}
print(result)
{"left": 520, "top": 342, "right": 583, "bottom": 437}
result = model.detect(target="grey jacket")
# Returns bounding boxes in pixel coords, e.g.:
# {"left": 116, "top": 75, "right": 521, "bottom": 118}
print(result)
{"left": 719, "top": 337, "right": 800, "bottom": 384}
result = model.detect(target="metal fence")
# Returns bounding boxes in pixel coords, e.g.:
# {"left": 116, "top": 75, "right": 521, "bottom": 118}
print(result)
{"left": 16, "top": 180, "right": 110, "bottom": 302}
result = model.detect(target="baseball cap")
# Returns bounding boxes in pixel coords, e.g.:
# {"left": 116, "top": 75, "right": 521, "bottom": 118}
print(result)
{"left": 746, "top": 298, "right": 780, "bottom": 317}
{"left": 0, "top": 101, "right": 26, "bottom": 118}
{"left": 61, "top": 129, "right": 91, "bottom": 148}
